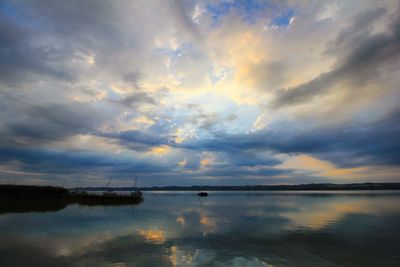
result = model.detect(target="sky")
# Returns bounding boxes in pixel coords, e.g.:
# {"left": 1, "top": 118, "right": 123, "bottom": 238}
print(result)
{"left": 0, "top": 0, "right": 399, "bottom": 187}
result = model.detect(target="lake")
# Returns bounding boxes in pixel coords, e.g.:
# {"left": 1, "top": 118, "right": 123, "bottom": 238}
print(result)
{"left": 1, "top": 191, "right": 400, "bottom": 266}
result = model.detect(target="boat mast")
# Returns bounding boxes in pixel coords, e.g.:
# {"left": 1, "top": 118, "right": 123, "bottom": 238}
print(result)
{"left": 132, "top": 177, "right": 138, "bottom": 192}
{"left": 75, "top": 179, "right": 80, "bottom": 192}
{"left": 106, "top": 178, "right": 112, "bottom": 192}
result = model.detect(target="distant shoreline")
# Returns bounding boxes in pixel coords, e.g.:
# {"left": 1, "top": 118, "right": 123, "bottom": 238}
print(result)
{"left": 79, "top": 182, "right": 400, "bottom": 191}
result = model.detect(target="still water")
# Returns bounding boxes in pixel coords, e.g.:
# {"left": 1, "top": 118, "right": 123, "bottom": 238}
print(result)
{"left": 1, "top": 191, "right": 400, "bottom": 267}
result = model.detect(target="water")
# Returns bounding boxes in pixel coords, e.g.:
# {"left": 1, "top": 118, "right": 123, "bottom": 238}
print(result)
{"left": 1, "top": 191, "right": 400, "bottom": 267}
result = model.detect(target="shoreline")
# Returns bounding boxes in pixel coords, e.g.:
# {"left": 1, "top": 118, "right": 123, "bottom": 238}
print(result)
{"left": 79, "top": 182, "right": 400, "bottom": 191}
{"left": 0, "top": 184, "right": 144, "bottom": 205}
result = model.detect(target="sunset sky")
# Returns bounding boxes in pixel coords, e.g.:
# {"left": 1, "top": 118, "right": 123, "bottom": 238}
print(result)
{"left": 1, "top": 0, "right": 399, "bottom": 186}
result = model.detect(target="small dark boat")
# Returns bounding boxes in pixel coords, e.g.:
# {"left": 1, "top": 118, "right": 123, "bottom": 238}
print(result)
{"left": 198, "top": 192, "right": 208, "bottom": 197}
{"left": 197, "top": 178, "right": 208, "bottom": 197}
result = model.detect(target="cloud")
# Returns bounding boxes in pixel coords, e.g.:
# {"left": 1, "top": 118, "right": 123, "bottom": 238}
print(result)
{"left": 0, "top": 146, "right": 170, "bottom": 178}
{"left": 123, "top": 71, "right": 142, "bottom": 87}
{"left": 99, "top": 129, "right": 169, "bottom": 152}
{"left": 0, "top": 13, "right": 75, "bottom": 85}
{"left": 272, "top": 6, "right": 400, "bottom": 108}
{"left": 1, "top": 0, "right": 399, "bottom": 185}
{"left": 112, "top": 92, "right": 157, "bottom": 107}
{"left": 1, "top": 103, "right": 102, "bottom": 144}
{"left": 180, "top": 108, "right": 400, "bottom": 169}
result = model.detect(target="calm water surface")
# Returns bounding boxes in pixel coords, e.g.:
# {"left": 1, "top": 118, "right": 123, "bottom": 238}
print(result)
{"left": 1, "top": 191, "right": 400, "bottom": 266}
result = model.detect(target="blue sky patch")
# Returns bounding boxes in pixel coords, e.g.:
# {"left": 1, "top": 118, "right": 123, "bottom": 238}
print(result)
{"left": 271, "top": 8, "right": 295, "bottom": 27}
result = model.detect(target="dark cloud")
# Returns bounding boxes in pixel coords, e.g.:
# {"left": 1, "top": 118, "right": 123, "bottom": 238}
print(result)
{"left": 123, "top": 71, "right": 142, "bottom": 87}
{"left": 116, "top": 92, "right": 157, "bottom": 107}
{"left": 180, "top": 109, "right": 400, "bottom": 168}
{"left": 0, "top": 0, "right": 141, "bottom": 85}
{"left": 0, "top": 146, "right": 169, "bottom": 176}
{"left": 98, "top": 129, "right": 169, "bottom": 152}
{"left": 0, "top": 13, "right": 75, "bottom": 84}
{"left": 189, "top": 112, "right": 220, "bottom": 130}
{"left": 10, "top": 0, "right": 121, "bottom": 47}
{"left": 273, "top": 6, "right": 400, "bottom": 107}
{"left": 186, "top": 107, "right": 238, "bottom": 132}
{"left": 225, "top": 151, "right": 280, "bottom": 168}
{"left": 169, "top": 0, "right": 203, "bottom": 42}
{"left": 1, "top": 103, "right": 101, "bottom": 144}
{"left": 202, "top": 165, "right": 289, "bottom": 178}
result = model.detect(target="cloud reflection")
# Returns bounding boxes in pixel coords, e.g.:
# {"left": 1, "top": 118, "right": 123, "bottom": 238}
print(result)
{"left": 138, "top": 229, "right": 166, "bottom": 244}
{"left": 0, "top": 192, "right": 400, "bottom": 266}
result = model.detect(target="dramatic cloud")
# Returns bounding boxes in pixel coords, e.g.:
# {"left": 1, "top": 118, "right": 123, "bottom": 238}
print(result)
{"left": 273, "top": 6, "right": 400, "bottom": 108}
{"left": 0, "top": 0, "right": 399, "bottom": 186}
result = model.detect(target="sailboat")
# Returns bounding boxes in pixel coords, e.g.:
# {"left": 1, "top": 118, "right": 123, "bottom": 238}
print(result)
{"left": 131, "top": 177, "right": 143, "bottom": 198}
{"left": 102, "top": 178, "right": 117, "bottom": 196}
{"left": 198, "top": 178, "right": 208, "bottom": 197}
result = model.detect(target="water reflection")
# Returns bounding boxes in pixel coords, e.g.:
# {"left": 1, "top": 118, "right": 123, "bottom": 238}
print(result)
{"left": 168, "top": 246, "right": 216, "bottom": 267}
{"left": 0, "top": 191, "right": 400, "bottom": 266}
{"left": 0, "top": 199, "right": 68, "bottom": 214}
{"left": 176, "top": 215, "right": 185, "bottom": 225}
{"left": 139, "top": 229, "right": 165, "bottom": 244}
